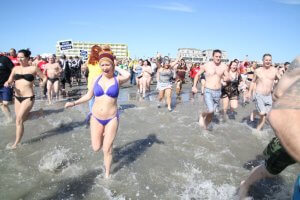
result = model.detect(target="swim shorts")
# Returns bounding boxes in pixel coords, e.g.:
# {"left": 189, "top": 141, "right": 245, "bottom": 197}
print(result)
{"left": 204, "top": 88, "right": 221, "bottom": 113}
{"left": 254, "top": 93, "right": 272, "bottom": 114}
{"left": 263, "top": 137, "right": 296, "bottom": 175}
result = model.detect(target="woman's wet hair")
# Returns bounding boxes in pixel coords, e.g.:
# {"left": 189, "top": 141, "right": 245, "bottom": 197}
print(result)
{"left": 18, "top": 49, "right": 31, "bottom": 58}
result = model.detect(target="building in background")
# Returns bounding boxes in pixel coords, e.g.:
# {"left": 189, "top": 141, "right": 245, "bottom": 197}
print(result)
{"left": 177, "top": 48, "right": 202, "bottom": 63}
{"left": 56, "top": 40, "right": 128, "bottom": 59}
{"left": 177, "top": 48, "right": 229, "bottom": 64}
{"left": 201, "top": 49, "right": 229, "bottom": 63}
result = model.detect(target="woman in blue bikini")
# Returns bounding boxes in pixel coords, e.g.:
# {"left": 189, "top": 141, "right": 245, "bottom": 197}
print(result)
{"left": 65, "top": 45, "right": 130, "bottom": 178}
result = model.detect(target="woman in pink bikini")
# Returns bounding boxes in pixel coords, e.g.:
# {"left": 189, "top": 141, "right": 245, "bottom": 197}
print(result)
{"left": 65, "top": 45, "right": 130, "bottom": 178}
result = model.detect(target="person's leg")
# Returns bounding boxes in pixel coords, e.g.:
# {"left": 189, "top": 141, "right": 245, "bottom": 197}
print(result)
{"left": 132, "top": 73, "right": 136, "bottom": 85}
{"left": 0, "top": 87, "right": 12, "bottom": 121}
{"left": 61, "top": 78, "right": 65, "bottom": 89}
{"left": 222, "top": 97, "right": 229, "bottom": 118}
{"left": 47, "top": 80, "right": 53, "bottom": 104}
{"left": 165, "top": 88, "right": 172, "bottom": 111}
{"left": 53, "top": 80, "right": 60, "bottom": 101}
{"left": 158, "top": 90, "right": 165, "bottom": 108}
{"left": 90, "top": 117, "right": 105, "bottom": 152}
{"left": 257, "top": 114, "right": 266, "bottom": 131}
{"left": 200, "top": 89, "right": 214, "bottom": 129}
{"left": 141, "top": 77, "right": 147, "bottom": 97}
{"left": 12, "top": 99, "right": 34, "bottom": 148}
{"left": 176, "top": 81, "right": 181, "bottom": 96}
{"left": 136, "top": 77, "right": 140, "bottom": 92}
{"left": 147, "top": 77, "right": 151, "bottom": 92}
{"left": 201, "top": 79, "right": 205, "bottom": 94}
{"left": 239, "top": 165, "right": 274, "bottom": 199}
{"left": 130, "top": 70, "right": 133, "bottom": 84}
{"left": 230, "top": 99, "right": 238, "bottom": 111}
{"left": 102, "top": 117, "right": 119, "bottom": 178}
{"left": 0, "top": 101, "right": 12, "bottom": 121}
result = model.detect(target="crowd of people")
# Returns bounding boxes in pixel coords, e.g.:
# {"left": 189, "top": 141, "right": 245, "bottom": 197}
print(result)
{"left": 0, "top": 46, "right": 299, "bottom": 199}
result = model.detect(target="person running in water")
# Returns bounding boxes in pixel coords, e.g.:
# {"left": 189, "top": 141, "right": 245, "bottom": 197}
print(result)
{"left": 175, "top": 59, "right": 187, "bottom": 96}
{"left": 221, "top": 60, "right": 242, "bottom": 120}
{"left": 65, "top": 45, "right": 130, "bottom": 178}
{"left": 140, "top": 60, "right": 152, "bottom": 98}
{"left": 81, "top": 45, "right": 103, "bottom": 111}
{"left": 44, "top": 54, "right": 62, "bottom": 104}
{"left": 239, "top": 56, "right": 300, "bottom": 200}
{"left": 4, "top": 49, "right": 46, "bottom": 149}
{"left": 0, "top": 53, "right": 14, "bottom": 122}
{"left": 156, "top": 55, "right": 180, "bottom": 111}
{"left": 247, "top": 54, "right": 279, "bottom": 131}
{"left": 192, "top": 49, "right": 229, "bottom": 129}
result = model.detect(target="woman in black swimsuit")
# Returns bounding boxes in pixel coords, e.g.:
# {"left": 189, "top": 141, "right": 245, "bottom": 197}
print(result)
{"left": 4, "top": 49, "right": 46, "bottom": 149}
{"left": 221, "top": 61, "right": 242, "bottom": 119}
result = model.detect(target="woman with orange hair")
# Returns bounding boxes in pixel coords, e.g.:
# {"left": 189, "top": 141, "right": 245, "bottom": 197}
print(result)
{"left": 81, "top": 45, "right": 103, "bottom": 111}
{"left": 65, "top": 45, "right": 130, "bottom": 178}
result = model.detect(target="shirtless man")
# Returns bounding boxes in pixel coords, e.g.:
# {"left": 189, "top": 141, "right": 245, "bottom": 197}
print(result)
{"left": 247, "top": 54, "right": 279, "bottom": 131}
{"left": 192, "top": 49, "right": 229, "bottom": 129}
{"left": 239, "top": 56, "right": 300, "bottom": 200}
{"left": 44, "top": 55, "right": 62, "bottom": 104}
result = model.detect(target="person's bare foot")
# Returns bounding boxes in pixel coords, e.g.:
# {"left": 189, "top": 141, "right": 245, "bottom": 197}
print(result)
{"left": 105, "top": 173, "right": 111, "bottom": 179}
{"left": 199, "top": 114, "right": 207, "bottom": 129}
{"left": 6, "top": 143, "right": 18, "bottom": 150}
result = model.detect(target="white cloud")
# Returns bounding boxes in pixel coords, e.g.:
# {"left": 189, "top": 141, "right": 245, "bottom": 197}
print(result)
{"left": 148, "top": 2, "right": 195, "bottom": 13}
{"left": 275, "top": 0, "right": 300, "bottom": 5}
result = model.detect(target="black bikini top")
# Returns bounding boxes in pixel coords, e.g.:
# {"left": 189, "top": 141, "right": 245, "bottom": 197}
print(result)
{"left": 14, "top": 74, "right": 35, "bottom": 82}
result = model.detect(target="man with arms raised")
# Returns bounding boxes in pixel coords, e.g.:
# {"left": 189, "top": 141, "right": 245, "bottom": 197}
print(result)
{"left": 192, "top": 49, "right": 229, "bottom": 129}
{"left": 44, "top": 55, "right": 62, "bottom": 104}
{"left": 247, "top": 54, "right": 279, "bottom": 131}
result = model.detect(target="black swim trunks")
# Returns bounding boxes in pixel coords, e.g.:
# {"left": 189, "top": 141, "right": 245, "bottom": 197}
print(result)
{"left": 263, "top": 137, "right": 296, "bottom": 175}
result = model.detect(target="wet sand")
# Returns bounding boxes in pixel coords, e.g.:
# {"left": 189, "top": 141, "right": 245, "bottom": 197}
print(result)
{"left": 0, "top": 80, "right": 299, "bottom": 200}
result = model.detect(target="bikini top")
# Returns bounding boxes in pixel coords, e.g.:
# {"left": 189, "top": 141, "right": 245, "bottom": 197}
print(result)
{"left": 14, "top": 74, "right": 35, "bottom": 82}
{"left": 93, "top": 75, "right": 119, "bottom": 98}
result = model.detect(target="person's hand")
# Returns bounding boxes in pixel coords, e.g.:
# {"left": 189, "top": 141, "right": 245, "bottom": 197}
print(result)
{"left": 245, "top": 92, "right": 251, "bottom": 100}
{"left": 65, "top": 102, "right": 75, "bottom": 109}
{"left": 4, "top": 81, "right": 10, "bottom": 87}
{"left": 192, "top": 86, "right": 198, "bottom": 94}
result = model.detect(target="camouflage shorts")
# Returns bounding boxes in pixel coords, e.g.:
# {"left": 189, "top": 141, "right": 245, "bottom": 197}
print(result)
{"left": 263, "top": 137, "right": 296, "bottom": 175}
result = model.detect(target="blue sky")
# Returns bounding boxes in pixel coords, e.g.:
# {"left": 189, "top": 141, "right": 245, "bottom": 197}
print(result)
{"left": 1, "top": 0, "right": 299, "bottom": 62}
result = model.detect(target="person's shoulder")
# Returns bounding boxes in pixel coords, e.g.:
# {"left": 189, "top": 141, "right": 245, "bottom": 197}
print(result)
{"left": 221, "top": 63, "right": 228, "bottom": 68}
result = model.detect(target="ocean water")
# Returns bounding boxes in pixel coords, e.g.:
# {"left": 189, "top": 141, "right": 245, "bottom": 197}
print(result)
{"left": 0, "top": 82, "right": 298, "bottom": 200}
